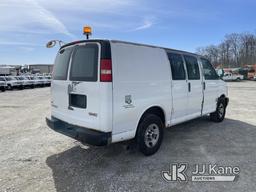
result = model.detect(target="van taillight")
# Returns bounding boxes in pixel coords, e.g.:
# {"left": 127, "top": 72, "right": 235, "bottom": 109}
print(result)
{"left": 100, "top": 59, "right": 112, "bottom": 82}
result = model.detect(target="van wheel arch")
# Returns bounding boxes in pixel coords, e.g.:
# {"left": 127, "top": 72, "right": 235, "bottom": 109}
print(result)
{"left": 137, "top": 106, "right": 166, "bottom": 130}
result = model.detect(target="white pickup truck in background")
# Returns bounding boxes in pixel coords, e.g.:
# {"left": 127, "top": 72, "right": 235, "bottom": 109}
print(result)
{"left": 222, "top": 72, "right": 244, "bottom": 81}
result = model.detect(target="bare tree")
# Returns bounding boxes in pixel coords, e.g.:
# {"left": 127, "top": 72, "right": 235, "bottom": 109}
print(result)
{"left": 196, "top": 32, "right": 256, "bottom": 68}
{"left": 196, "top": 45, "right": 219, "bottom": 66}
{"left": 225, "top": 33, "right": 241, "bottom": 67}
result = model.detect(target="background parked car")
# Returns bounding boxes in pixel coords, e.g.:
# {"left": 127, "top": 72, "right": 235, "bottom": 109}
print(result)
{"left": 15, "top": 76, "right": 34, "bottom": 89}
{"left": 4, "top": 76, "right": 23, "bottom": 90}
{"left": 44, "top": 76, "right": 52, "bottom": 86}
{"left": 37, "top": 76, "right": 48, "bottom": 87}
{"left": 30, "top": 76, "right": 44, "bottom": 87}
{"left": 23, "top": 76, "right": 36, "bottom": 88}
{"left": 35, "top": 76, "right": 46, "bottom": 87}
{"left": 28, "top": 76, "right": 39, "bottom": 87}
{"left": 0, "top": 76, "right": 7, "bottom": 92}
{"left": 0, "top": 74, "right": 51, "bottom": 91}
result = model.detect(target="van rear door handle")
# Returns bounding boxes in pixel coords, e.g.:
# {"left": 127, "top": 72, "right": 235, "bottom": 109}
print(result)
{"left": 188, "top": 82, "right": 191, "bottom": 92}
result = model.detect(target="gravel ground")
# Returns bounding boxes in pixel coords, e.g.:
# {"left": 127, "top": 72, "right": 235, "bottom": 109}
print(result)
{"left": 0, "top": 81, "right": 256, "bottom": 192}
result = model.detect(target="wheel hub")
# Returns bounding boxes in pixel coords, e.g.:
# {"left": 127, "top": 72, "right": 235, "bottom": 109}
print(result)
{"left": 218, "top": 103, "right": 225, "bottom": 118}
{"left": 144, "top": 123, "right": 160, "bottom": 148}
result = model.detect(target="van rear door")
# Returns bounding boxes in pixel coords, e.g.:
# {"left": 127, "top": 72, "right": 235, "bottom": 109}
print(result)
{"left": 51, "top": 42, "right": 104, "bottom": 131}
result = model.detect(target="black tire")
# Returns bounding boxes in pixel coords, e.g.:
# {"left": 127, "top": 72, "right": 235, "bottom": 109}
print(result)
{"left": 136, "top": 114, "right": 164, "bottom": 156}
{"left": 7, "top": 84, "right": 12, "bottom": 90}
{"left": 210, "top": 97, "right": 226, "bottom": 122}
{"left": 236, "top": 78, "right": 241, "bottom": 81}
{"left": 1, "top": 87, "right": 5, "bottom": 92}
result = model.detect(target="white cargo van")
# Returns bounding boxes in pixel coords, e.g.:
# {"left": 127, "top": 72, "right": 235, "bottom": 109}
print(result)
{"left": 46, "top": 40, "right": 229, "bottom": 156}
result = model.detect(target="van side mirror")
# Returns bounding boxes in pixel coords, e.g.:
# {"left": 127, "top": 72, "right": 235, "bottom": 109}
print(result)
{"left": 46, "top": 40, "right": 56, "bottom": 48}
{"left": 46, "top": 40, "right": 65, "bottom": 48}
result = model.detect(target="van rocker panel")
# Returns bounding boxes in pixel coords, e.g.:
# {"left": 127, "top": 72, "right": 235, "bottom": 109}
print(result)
{"left": 46, "top": 116, "right": 111, "bottom": 146}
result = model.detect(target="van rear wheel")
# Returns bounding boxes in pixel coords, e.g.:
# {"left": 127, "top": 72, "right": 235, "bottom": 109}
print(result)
{"left": 136, "top": 114, "right": 163, "bottom": 156}
{"left": 210, "top": 98, "right": 226, "bottom": 122}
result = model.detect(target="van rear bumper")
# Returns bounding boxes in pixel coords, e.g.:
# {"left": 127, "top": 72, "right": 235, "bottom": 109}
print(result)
{"left": 46, "top": 116, "right": 111, "bottom": 146}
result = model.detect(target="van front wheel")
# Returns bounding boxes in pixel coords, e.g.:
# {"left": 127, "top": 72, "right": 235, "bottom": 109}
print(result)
{"left": 136, "top": 114, "right": 164, "bottom": 156}
{"left": 210, "top": 98, "right": 226, "bottom": 122}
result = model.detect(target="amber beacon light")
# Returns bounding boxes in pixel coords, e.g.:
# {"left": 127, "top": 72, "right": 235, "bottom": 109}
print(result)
{"left": 83, "top": 26, "right": 92, "bottom": 40}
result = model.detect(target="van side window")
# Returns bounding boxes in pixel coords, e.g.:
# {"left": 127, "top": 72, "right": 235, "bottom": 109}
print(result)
{"left": 201, "top": 58, "right": 219, "bottom": 80}
{"left": 167, "top": 53, "right": 186, "bottom": 80}
{"left": 184, "top": 55, "right": 200, "bottom": 80}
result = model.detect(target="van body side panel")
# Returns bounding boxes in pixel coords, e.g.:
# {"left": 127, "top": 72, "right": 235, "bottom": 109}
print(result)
{"left": 98, "top": 83, "right": 113, "bottom": 132}
{"left": 111, "top": 42, "right": 172, "bottom": 142}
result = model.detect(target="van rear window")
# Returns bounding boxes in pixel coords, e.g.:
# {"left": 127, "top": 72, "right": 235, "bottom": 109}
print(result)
{"left": 53, "top": 47, "right": 72, "bottom": 80}
{"left": 70, "top": 44, "right": 99, "bottom": 82}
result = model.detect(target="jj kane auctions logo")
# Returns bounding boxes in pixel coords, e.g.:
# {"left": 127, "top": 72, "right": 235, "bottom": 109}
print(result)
{"left": 162, "top": 163, "right": 240, "bottom": 182}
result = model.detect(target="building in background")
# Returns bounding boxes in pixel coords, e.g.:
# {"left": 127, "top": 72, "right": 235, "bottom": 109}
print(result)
{"left": 27, "top": 64, "right": 53, "bottom": 74}
{"left": 0, "top": 65, "right": 18, "bottom": 76}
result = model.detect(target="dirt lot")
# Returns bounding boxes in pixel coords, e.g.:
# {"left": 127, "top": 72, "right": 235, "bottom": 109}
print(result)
{"left": 0, "top": 81, "right": 256, "bottom": 192}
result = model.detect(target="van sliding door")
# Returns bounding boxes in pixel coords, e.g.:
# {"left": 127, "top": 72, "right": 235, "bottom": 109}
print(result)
{"left": 167, "top": 52, "right": 188, "bottom": 124}
{"left": 184, "top": 55, "right": 203, "bottom": 118}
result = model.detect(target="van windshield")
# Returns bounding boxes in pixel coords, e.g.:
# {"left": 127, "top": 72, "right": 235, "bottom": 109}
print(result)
{"left": 70, "top": 44, "right": 99, "bottom": 81}
{"left": 53, "top": 47, "right": 73, "bottom": 80}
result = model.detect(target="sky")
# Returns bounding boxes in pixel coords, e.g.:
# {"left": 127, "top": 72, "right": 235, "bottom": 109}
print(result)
{"left": 0, "top": 0, "right": 256, "bottom": 65}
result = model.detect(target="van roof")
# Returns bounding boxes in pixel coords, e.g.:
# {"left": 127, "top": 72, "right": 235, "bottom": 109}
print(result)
{"left": 110, "top": 40, "right": 199, "bottom": 57}
{"left": 60, "top": 39, "right": 200, "bottom": 57}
